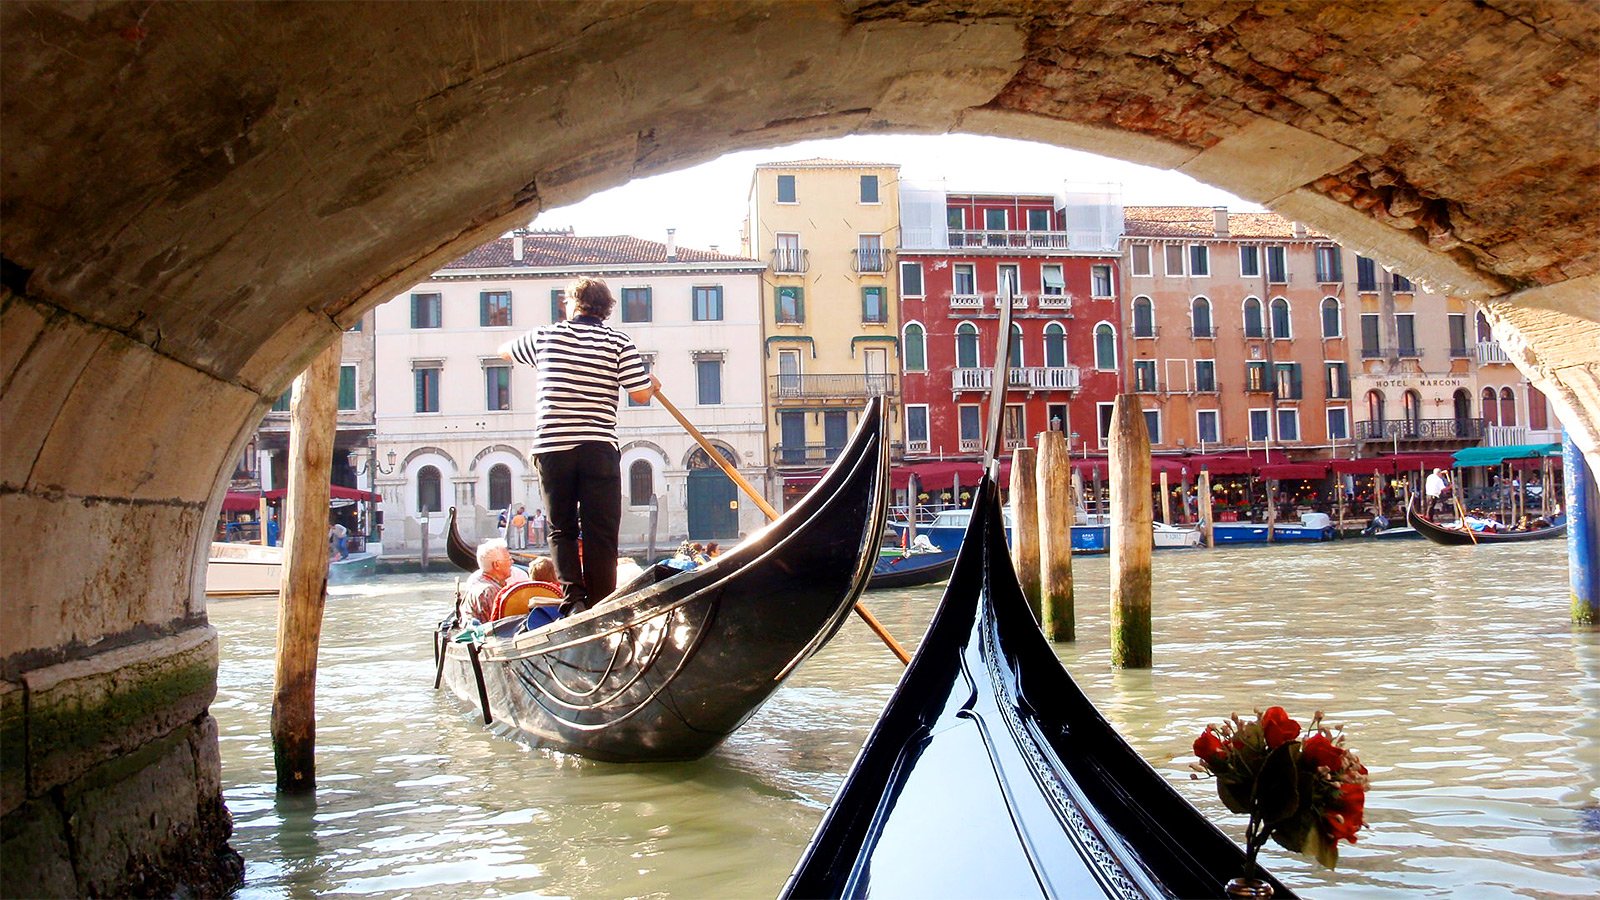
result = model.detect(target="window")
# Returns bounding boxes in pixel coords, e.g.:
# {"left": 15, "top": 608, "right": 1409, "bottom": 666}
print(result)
{"left": 1270, "top": 298, "right": 1291, "bottom": 338}
{"left": 621, "top": 287, "right": 651, "bottom": 323}
{"left": 485, "top": 364, "right": 511, "bottom": 411}
{"left": 775, "top": 233, "right": 803, "bottom": 272}
{"left": 550, "top": 289, "right": 567, "bottom": 323}
{"left": 1005, "top": 405, "right": 1026, "bottom": 447}
{"left": 417, "top": 466, "right": 442, "bottom": 513}
{"left": 1132, "top": 297, "right": 1155, "bottom": 337}
{"left": 1393, "top": 272, "right": 1413, "bottom": 292}
{"left": 1481, "top": 387, "right": 1498, "bottom": 426}
{"left": 1027, "top": 208, "right": 1051, "bottom": 231}
{"left": 997, "top": 264, "right": 1021, "bottom": 299}
{"left": 1404, "top": 388, "right": 1421, "bottom": 423}
{"left": 956, "top": 322, "right": 980, "bottom": 368}
{"left": 1326, "top": 408, "right": 1350, "bottom": 441}
{"left": 1369, "top": 389, "right": 1387, "bottom": 425}
{"left": 1276, "top": 409, "right": 1300, "bottom": 441}
{"left": 629, "top": 460, "right": 654, "bottom": 507}
{"left": 1164, "top": 244, "right": 1185, "bottom": 276}
{"left": 900, "top": 261, "right": 923, "bottom": 297}
{"left": 984, "top": 208, "right": 1008, "bottom": 242}
{"left": 1097, "top": 402, "right": 1115, "bottom": 449}
{"left": 857, "top": 234, "right": 885, "bottom": 272}
{"left": 488, "top": 464, "right": 512, "bottom": 512}
{"left": 696, "top": 359, "right": 722, "bottom": 405}
{"left": 272, "top": 388, "right": 291, "bottom": 412}
{"left": 906, "top": 405, "right": 930, "bottom": 449}
{"left": 1266, "top": 246, "right": 1287, "bottom": 283}
{"left": 1360, "top": 314, "right": 1380, "bottom": 355}
{"left": 1321, "top": 298, "right": 1341, "bottom": 337}
{"left": 1246, "top": 361, "right": 1267, "bottom": 392}
{"left": 777, "top": 174, "right": 796, "bottom": 203}
{"left": 1239, "top": 246, "right": 1260, "bottom": 278}
{"left": 1356, "top": 256, "right": 1378, "bottom": 291}
{"left": 1243, "top": 297, "right": 1264, "bottom": 338}
{"left": 1197, "top": 409, "right": 1220, "bottom": 444}
{"left": 1315, "top": 246, "right": 1343, "bottom": 282}
{"left": 947, "top": 206, "right": 965, "bottom": 230}
{"left": 480, "top": 291, "right": 512, "bottom": 327}
{"left": 775, "top": 286, "right": 804, "bottom": 323}
{"left": 411, "top": 292, "right": 441, "bottom": 328}
{"left": 862, "top": 286, "right": 887, "bottom": 323}
{"left": 1143, "top": 410, "right": 1162, "bottom": 445}
{"left": 1448, "top": 313, "right": 1468, "bottom": 356}
{"left": 1499, "top": 386, "right": 1517, "bottom": 426}
{"left": 1134, "top": 360, "right": 1158, "bottom": 392}
{"left": 1274, "top": 362, "right": 1302, "bottom": 400}
{"left": 1041, "top": 264, "right": 1065, "bottom": 296}
{"left": 1130, "top": 244, "right": 1151, "bottom": 277}
{"left": 1528, "top": 385, "right": 1549, "bottom": 431}
{"left": 1325, "top": 362, "right": 1349, "bottom": 399}
{"left": 1249, "top": 409, "right": 1271, "bottom": 441}
{"left": 1091, "top": 264, "right": 1114, "bottom": 297}
{"left": 1188, "top": 245, "right": 1210, "bottom": 277}
{"left": 338, "top": 364, "right": 357, "bottom": 411}
{"left": 414, "top": 366, "right": 440, "bottom": 413}
{"left": 1043, "top": 323, "right": 1066, "bottom": 368}
{"left": 904, "top": 323, "right": 927, "bottom": 372}
{"left": 1094, "top": 322, "right": 1117, "bottom": 370}
{"left": 1192, "top": 297, "right": 1213, "bottom": 337}
{"left": 1195, "top": 359, "right": 1216, "bottom": 392}
{"left": 1396, "top": 314, "right": 1417, "bottom": 355}
{"left": 692, "top": 285, "right": 723, "bottom": 321}
{"left": 859, "top": 174, "right": 879, "bottom": 203}
{"left": 1008, "top": 324, "right": 1024, "bottom": 368}
{"left": 959, "top": 405, "right": 983, "bottom": 446}
{"left": 953, "top": 263, "right": 976, "bottom": 295}
{"left": 776, "top": 350, "right": 801, "bottom": 399}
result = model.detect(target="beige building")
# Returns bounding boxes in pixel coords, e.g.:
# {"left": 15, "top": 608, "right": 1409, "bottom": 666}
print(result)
{"left": 372, "top": 229, "right": 768, "bottom": 556}
{"left": 744, "top": 159, "right": 903, "bottom": 506}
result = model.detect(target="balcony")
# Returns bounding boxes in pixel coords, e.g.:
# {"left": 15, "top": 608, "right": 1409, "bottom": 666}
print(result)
{"left": 959, "top": 437, "right": 982, "bottom": 452}
{"left": 1353, "top": 417, "right": 1485, "bottom": 442}
{"left": 773, "top": 443, "right": 847, "bottom": 467}
{"left": 771, "top": 248, "right": 809, "bottom": 274}
{"left": 1131, "top": 324, "right": 1161, "bottom": 339}
{"left": 1477, "top": 340, "right": 1512, "bottom": 365}
{"left": 853, "top": 248, "right": 887, "bottom": 273}
{"left": 1037, "top": 292, "right": 1071, "bottom": 310}
{"left": 949, "top": 293, "right": 983, "bottom": 310}
{"left": 770, "top": 373, "right": 898, "bottom": 400}
{"left": 951, "top": 366, "right": 1080, "bottom": 393}
{"left": 1359, "top": 346, "right": 1423, "bottom": 359}
{"left": 906, "top": 438, "right": 931, "bottom": 454}
{"left": 1192, "top": 326, "right": 1218, "bottom": 338}
{"left": 948, "top": 229, "right": 1071, "bottom": 250}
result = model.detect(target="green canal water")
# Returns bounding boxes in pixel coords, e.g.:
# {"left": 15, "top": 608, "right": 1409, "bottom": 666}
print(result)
{"left": 211, "top": 540, "right": 1599, "bottom": 898}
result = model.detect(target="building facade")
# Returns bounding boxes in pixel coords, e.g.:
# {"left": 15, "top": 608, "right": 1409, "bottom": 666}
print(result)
{"left": 372, "top": 229, "right": 768, "bottom": 555}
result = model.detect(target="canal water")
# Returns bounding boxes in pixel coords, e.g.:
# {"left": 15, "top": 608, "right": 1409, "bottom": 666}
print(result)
{"left": 212, "top": 540, "right": 1599, "bottom": 899}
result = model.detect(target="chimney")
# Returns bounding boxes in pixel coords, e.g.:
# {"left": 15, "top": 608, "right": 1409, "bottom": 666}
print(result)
{"left": 1212, "top": 207, "right": 1229, "bottom": 237}
{"left": 665, "top": 228, "right": 677, "bottom": 262}
{"left": 1292, "top": 221, "right": 1307, "bottom": 239}
{"left": 709, "top": 244, "right": 719, "bottom": 253}
{"left": 512, "top": 230, "right": 525, "bottom": 262}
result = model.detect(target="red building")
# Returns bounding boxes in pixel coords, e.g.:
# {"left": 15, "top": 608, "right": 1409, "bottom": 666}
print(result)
{"left": 895, "top": 190, "right": 1123, "bottom": 501}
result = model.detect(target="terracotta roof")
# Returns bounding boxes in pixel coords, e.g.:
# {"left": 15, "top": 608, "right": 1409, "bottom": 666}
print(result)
{"left": 1122, "top": 206, "right": 1329, "bottom": 240}
{"left": 442, "top": 232, "right": 756, "bottom": 270}
{"left": 756, "top": 157, "right": 899, "bottom": 169}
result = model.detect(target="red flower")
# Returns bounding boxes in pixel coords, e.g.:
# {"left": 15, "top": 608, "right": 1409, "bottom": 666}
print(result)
{"left": 1324, "top": 782, "right": 1366, "bottom": 843}
{"left": 1301, "top": 732, "right": 1344, "bottom": 771}
{"left": 1260, "top": 706, "right": 1301, "bottom": 749}
{"left": 1193, "top": 727, "right": 1227, "bottom": 764}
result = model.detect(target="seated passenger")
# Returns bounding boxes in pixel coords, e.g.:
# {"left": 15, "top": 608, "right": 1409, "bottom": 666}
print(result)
{"left": 464, "top": 538, "right": 529, "bottom": 622}
{"left": 664, "top": 541, "right": 701, "bottom": 571}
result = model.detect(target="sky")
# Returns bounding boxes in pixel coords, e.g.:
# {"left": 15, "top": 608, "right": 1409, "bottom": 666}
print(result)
{"left": 529, "top": 133, "right": 1262, "bottom": 255}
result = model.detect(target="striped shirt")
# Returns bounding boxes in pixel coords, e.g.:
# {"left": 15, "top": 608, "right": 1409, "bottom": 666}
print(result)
{"left": 507, "top": 316, "right": 651, "bottom": 454}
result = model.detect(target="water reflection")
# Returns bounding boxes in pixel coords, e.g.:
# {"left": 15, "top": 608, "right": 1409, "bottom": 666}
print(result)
{"left": 213, "top": 542, "right": 1598, "bottom": 898}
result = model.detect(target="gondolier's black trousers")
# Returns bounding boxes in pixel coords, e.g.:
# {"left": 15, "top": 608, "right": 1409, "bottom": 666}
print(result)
{"left": 534, "top": 442, "right": 622, "bottom": 611}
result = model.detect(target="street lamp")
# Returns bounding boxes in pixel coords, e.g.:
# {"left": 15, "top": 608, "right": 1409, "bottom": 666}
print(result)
{"left": 348, "top": 438, "right": 397, "bottom": 548}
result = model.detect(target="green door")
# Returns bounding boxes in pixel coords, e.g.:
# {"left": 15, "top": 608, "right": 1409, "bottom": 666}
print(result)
{"left": 687, "top": 467, "right": 739, "bottom": 539}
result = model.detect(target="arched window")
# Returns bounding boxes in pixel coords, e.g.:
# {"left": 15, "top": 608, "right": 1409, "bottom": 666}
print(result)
{"left": 1043, "top": 323, "right": 1066, "bottom": 368}
{"left": 1009, "top": 323, "right": 1024, "bottom": 368}
{"left": 417, "top": 465, "right": 442, "bottom": 513}
{"left": 1094, "top": 322, "right": 1117, "bottom": 370}
{"left": 1527, "top": 384, "right": 1548, "bottom": 431}
{"left": 1191, "top": 297, "right": 1212, "bottom": 337}
{"left": 1403, "top": 390, "right": 1421, "bottom": 429}
{"left": 1132, "top": 296, "right": 1154, "bottom": 337}
{"left": 1366, "top": 389, "right": 1385, "bottom": 425}
{"left": 628, "top": 459, "right": 654, "bottom": 507}
{"left": 1481, "top": 387, "right": 1499, "bottom": 426}
{"left": 1475, "top": 310, "right": 1492, "bottom": 342}
{"left": 903, "top": 322, "right": 926, "bottom": 372}
{"left": 1499, "top": 387, "right": 1517, "bottom": 426}
{"left": 1243, "top": 297, "right": 1264, "bottom": 338}
{"left": 1453, "top": 389, "right": 1473, "bottom": 432}
{"left": 1320, "top": 297, "right": 1341, "bottom": 337}
{"left": 955, "top": 322, "right": 979, "bottom": 369}
{"left": 1270, "top": 297, "right": 1291, "bottom": 338}
{"left": 487, "top": 463, "right": 512, "bottom": 511}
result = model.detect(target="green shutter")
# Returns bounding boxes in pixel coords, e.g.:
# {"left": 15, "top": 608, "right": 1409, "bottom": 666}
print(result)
{"left": 338, "top": 365, "right": 356, "bottom": 410}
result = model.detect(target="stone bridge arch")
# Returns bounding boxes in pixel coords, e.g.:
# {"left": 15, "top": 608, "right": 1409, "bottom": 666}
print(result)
{"left": 2, "top": 2, "right": 1596, "bottom": 894}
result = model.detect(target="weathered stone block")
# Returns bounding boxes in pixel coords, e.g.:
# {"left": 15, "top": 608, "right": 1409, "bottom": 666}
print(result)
{"left": 0, "top": 795, "right": 78, "bottom": 898}
{"left": 1178, "top": 117, "right": 1362, "bottom": 204}
{"left": 0, "top": 680, "right": 24, "bottom": 817}
{"left": 60, "top": 728, "right": 198, "bottom": 897}
{"left": 0, "top": 299, "right": 110, "bottom": 488}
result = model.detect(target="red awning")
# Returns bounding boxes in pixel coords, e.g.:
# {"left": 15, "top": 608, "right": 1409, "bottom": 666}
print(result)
{"left": 1328, "top": 452, "right": 1458, "bottom": 475}
{"left": 221, "top": 491, "right": 263, "bottom": 512}
{"left": 894, "top": 459, "right": 1014, "bottom": 491}
{"left": 1256, "top": 462, "right": 1331, "bottom": 480}
{"left": 263, "top": 483, "right": 379, "bottom": 501}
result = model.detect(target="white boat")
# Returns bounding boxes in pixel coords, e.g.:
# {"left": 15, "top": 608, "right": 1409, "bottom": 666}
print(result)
{"left": 205, "top": 542, "right": 283, "bottom": 598}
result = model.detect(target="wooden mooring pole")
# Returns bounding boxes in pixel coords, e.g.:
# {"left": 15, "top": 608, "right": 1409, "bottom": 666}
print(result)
{"left": 1198, "top": 470, "right": 1215, "bottom": 548}
{"left": 1158, "top": 470, "right": 1171, "bottom": 524}
{"left": 1109, "top": 395, "right": 1153, "bottom": 669}
{"left": 1011, "top": 445, "right": 1042, "bottom": 622}
{"left": 271, "top": 341, "right": 339, "bottom": 794}
{"left": 1037, "top": 430, "right": 1074, "bottom": 641}
{"left": 1565, "top": 434, "right": 1599, "bottom": 625}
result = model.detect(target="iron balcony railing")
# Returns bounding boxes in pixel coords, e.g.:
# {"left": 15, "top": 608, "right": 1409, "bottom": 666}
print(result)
{"left": 853, "top": 248, "right": 888, "bottom": 273}
{"left": 1132, "top": 323, "right": 1161, "bottom": 339}
{"left": 771, "top": 248, "right": 809, "bottom": 274}
{"left": 773, "top": 442, "right": 848, "bottom": 467}
{"left": 948, "top": 229, "right": 1072, "bottom": 250}
{"left": 951, "top": 366, "right": 1080, "bottom": 392}
{"left": 770, "top": 373, "right": 897, "bottom": 400}
{"left": 1354, "top": 417, "right": 1485, "bottom": 442}
{"left": 1360, "top": 346, "right": 1424, "bottom": 359}
{"left": 1477, "top": 340, "right": 1512, "bottom": 365}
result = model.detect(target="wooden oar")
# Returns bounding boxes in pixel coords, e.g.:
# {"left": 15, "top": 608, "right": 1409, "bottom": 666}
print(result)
{"left": 1449, "top": 472, "right": 1478, "bottom": 545}
{"left": 654, "top": 389, "right": 912, "bottom": 665}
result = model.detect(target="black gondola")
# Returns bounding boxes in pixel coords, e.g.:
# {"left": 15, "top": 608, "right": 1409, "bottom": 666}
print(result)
{"left": 436, "top": 397, "right": 890, "bottom": 763}
{"left": 783, "top": 474, "right": 1297, "bottom": 899}
{"left": 1406, "top": 498, "right": 1566, "bottom": 545}
{"left": 866, "top": 550, "right": 955, "bottom": 590}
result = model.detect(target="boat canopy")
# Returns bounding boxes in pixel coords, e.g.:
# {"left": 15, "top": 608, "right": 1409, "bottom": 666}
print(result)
{"left": 1452, "top": 442, "right": 1562, "bottom": 467}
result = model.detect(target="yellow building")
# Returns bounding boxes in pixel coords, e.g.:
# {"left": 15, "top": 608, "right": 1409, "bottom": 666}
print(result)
{"left": 745, "top": 159, "right": 903, "bottom": 507}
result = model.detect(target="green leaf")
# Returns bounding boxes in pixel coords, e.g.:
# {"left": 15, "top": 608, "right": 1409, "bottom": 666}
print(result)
{"left": 1304, "top": 823, "right": 1340, "bottom": 869}
{"left": 1253, "top": 743, "right": 1301, "bottom": 824}
{"left": 1217, "top": 776, "right": 1253, "bottom": 815}
{"left": 1270, "top": 808, "right": 1315, "bottom": 853}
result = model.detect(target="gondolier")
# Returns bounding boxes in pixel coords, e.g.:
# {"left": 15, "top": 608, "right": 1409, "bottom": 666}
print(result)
{"left": 499, "top": 277, "right": 659, "bottom": 614}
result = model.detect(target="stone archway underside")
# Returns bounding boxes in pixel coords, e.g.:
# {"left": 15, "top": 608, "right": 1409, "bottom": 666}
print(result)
{"left": 2, "top": 2, "right": 1596, "bottom": 894}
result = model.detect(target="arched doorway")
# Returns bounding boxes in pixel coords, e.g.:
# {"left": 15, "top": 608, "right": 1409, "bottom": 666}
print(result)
{"left": 686, "top": 447, "right": 741, "bottom": 540}
{"left": 1453, "top": 389, "right": 1473, "bottom": 437}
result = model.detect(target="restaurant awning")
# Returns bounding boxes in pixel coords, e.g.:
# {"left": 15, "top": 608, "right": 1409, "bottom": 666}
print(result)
{"left": 1452, "top": 443, "right": 1562, "bottom": 467}
{"left": 892, "top": 459, "right": 1012, "bottom": 491}
{"left": 1256, "top": 462, "right": 1331, "bottom": 480}
{"left": 263, "top": 484, "right": 380, "bottom": 501}
{"left": 1328, "top": 451, "right": 1458, "bottom": 475}
{"left": 221, "top": 491, "right": 263, "bottom": 512}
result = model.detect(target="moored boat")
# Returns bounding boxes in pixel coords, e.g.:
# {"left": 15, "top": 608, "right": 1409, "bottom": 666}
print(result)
{"left": 783, "top": 474, "right": 1296, "bottom": 898}
{"left": 435, "top": 397, "right": 890, "bottom": 762}
{"left": 889, "top": 508, "right": 1202, "bottom": 556}
{"left": 205, "top": 541, "right": 282, "bottom": 599}
{"left": 868, "top": 546, "right": 956, "bottom": 590}
{"left": 1406, "top": 499, "right": 1566, "bottom": 546}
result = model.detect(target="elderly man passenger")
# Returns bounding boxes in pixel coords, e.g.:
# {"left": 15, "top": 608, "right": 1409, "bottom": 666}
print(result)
{"left": 464, "top": 538, "right": 529, "bottom": 623}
